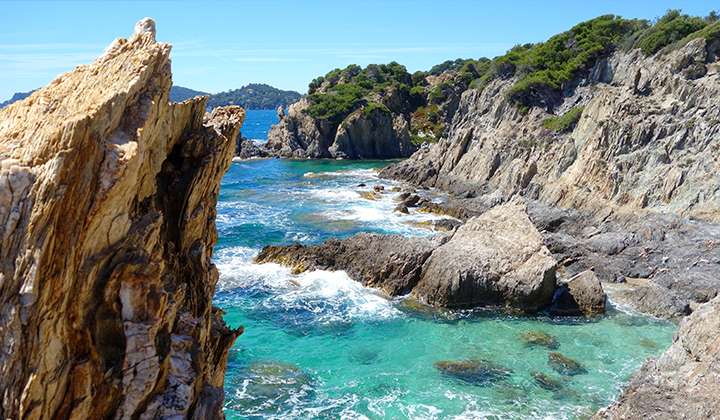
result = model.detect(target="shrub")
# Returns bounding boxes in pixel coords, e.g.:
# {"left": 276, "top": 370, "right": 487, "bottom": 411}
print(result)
{"left": 541, "top": 107, "right": 585, "bottom": 132}
{"left": 363, "top": 102, "right": 391, "bottom": 119}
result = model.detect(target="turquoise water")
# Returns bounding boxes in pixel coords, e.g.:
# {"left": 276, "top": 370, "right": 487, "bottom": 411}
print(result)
{"left": 214, "top": 112, "right": 676, "bottom": 420}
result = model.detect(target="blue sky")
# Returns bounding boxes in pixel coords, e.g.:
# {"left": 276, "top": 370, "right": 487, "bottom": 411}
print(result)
{"left": 1, "top": 1, "right": 718, "bottom": 101}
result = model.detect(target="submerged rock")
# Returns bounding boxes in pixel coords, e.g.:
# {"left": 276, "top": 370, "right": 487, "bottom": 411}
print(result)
{"left": 548, "top": 353, "right": 587, "bottom": 376}
{"left": 434, "top": 359, "right": 513, "bottom": 386}
{"left": 530, "top": 371, "right": 563, "bottom": 391}
{"left": 0, "top": 19, "right": 243, "bottom": 420}
{"left": 227, "top": 359, "right": 315, "bottom": 414}
{"left": 522, "top": 331, "right": 560, "bottom": 349}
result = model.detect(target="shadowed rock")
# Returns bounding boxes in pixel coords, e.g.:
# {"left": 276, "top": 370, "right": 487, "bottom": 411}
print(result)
{"left": 548, "top": 353, "right": 587, "bottom": 376}
{"left": 547, "top": 270, "right": 607, "bottom": 316}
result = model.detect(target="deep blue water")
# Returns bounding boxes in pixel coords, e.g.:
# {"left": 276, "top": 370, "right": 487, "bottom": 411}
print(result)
{"left": 241, "top": 109, "right": 278, "bottom": 143}
{"left": 213, "top": 111, "right": 676, "bottom": 420}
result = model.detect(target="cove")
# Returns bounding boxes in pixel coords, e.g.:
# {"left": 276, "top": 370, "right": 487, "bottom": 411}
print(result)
{"left": 213, "top": 145, "right": 676, "bottom": 419}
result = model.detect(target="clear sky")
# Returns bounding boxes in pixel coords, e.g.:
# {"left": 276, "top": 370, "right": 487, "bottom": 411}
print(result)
{"left": 1, "top": 0, "right": 718, "bottom": 102}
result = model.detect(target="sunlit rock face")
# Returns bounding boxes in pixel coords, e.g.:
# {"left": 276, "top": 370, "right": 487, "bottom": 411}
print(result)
{"left": 0, "top": 18, "right": 243, "bottom": 420}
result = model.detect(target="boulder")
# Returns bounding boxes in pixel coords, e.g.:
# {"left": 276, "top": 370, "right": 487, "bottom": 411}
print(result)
{"left": 412, "top": 198, "right": 557, "bottom": 310}
{"left": 547, "top": 270, "right": 607, "bottom": 316}
{"left": 255, "top": 198, "right": 557, "bottom": 311}
{"left": 612, "top": 285, "right": 692, "bottom": 320}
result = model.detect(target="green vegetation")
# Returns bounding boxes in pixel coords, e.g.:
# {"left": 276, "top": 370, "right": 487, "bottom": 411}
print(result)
{"left": 620, "top": 10, "right": 716, "bottom": 55}
{"left": 363, "top": 102, "right": 391, "bottom": 119}
{"left": 305, "top": 62, "right": 411, "bottom": 123}
{"left": 541, "top": 107, "right": 585, "bottom": 133}
{"left": 472, "top": 10, "right": 719, "bottom": 111}
{"left": 206, "top": 83, "right": 304, "bottom": 110}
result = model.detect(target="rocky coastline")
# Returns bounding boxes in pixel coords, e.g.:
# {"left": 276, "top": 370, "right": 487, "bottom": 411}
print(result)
{"left": 0, "top": 20, "right": 242, "bottom": 420}
{"left": 253, "top": 31, "right": 720, "bottom": 418}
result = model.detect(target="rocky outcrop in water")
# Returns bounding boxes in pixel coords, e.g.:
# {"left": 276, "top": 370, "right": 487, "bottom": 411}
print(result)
{"left": 262, "top": 97, "right": 417, "bottom": 159}
{"left": 0, "top": 19, "right": 242, "bottom": 420}
{"left": 256, "top": 198, "right": 558, "bottom": 311}
{"left": 592, "top": 294, "right": 720, "bottom": 419}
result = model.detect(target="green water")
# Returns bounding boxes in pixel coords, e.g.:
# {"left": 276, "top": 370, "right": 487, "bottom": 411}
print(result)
{"left": 214, "top": 158, "right": 675, "bottom": 420}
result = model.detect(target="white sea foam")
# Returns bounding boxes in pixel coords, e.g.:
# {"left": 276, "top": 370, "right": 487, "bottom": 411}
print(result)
{"left": 214, "top": 247, "right": 402, "bottom": 322}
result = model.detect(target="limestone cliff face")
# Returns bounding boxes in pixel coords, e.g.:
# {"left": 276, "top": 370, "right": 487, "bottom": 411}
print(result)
{"left": 0, "top": 19, "right": 243, "bottom": 420}
{"left": 381, "top": 38, "right": 720, "bottom": 223}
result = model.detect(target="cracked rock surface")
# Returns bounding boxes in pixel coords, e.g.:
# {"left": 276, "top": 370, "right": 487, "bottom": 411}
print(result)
{"left": 0, "top": 18, "right": 243, "bottom": 420}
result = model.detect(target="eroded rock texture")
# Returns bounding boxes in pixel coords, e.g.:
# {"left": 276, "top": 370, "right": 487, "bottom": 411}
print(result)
{"left": 0, "top": 19, "right": 243, "bottom": 420}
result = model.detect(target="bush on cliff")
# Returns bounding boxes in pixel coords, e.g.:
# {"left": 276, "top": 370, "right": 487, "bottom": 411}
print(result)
{"left": 473, "top": 10, "right": 719, "bottom": 112}
{"left": 305, "top": 62, "right": 413, "bottom": 124}
{"left": 541, "top": 107, "right": 585, "bottom": 132}
{"left": 494, "top": 15, "right": 645, "bottom": 109}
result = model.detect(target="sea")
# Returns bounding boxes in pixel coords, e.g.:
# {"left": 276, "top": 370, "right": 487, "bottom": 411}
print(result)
{"left": 214, "top": 110, "right": 676, "bottom": 420}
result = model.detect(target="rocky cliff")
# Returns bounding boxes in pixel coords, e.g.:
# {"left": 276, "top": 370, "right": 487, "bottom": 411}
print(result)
{"left": 381, "top": 38, "right": 720, "bottom": 222}
{"left": 377, "top": 35, "right": 720, "bottom": 419}
{"left": 264, "top": 96, "right": 417, "bottom": 159}
{"left": 258, "top": 64, "right": 471, "bottom": 160}
{"left": 0, "top": 19, "right": 243, "bottom": 420}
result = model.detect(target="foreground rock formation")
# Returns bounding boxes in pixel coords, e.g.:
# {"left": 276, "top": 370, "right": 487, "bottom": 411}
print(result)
{"left": 0, "top": 19, "right": 242, "bottom": 420}
{"left": 256, "top": 198, "right": 558, "bottom": 311}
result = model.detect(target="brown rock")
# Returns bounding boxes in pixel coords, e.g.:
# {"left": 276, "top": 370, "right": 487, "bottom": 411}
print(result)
{"left": 412, "top": 197, "right": 557, "bottom": 311}
{"left": 547, "top": 270, "right": 607, "bottom": 316}
{"left": 0, "top": 19, "right": 242, "bottom": 420}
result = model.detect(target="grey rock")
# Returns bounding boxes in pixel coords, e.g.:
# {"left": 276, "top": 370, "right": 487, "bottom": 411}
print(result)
{"left": 412, "top": 197, "right": 557, "bottom": 311}
{"left": 255, "top": 198, "right": 557, "bottom": 311}
{"left": 255, "top": 232, "right": 446, "bottom": 296}
{"left": 547, "top": 270, "right": 607, "bottom": 316}
{"left": 593, "top": 295, "right": 720, "bottom": 419}
{"left": 612, "top": 285, "right": 691, "bottom": 320}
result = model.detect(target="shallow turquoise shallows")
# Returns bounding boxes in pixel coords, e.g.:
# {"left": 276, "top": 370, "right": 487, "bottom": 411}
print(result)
{"left": 214, "top": 111, "right": 676, "bottom": 420}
